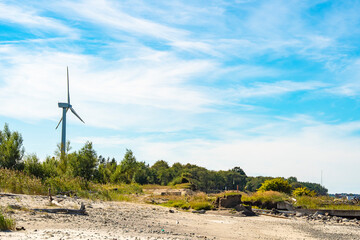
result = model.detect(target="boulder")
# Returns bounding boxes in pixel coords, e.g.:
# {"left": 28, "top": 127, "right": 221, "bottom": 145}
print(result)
{"left": 234, "top": 204, "right": 256, "bottom": 216}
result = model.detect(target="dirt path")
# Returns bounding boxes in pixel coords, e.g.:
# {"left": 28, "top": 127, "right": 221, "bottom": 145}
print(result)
{"left": 1, "top": 193, "right": 359, "bottom": 239}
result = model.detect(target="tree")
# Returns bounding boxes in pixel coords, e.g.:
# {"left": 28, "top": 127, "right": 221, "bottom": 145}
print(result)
{"left": 258, "top": 178, "right": 292, "bottom": 194}
{"left": 42, "top": 156, "right": 59, "bottom": 179}
{"left": 0, "top": 123, "right": 25, "bottom": 170}
{"left": 23, "top": 154, "right": 44, "bottom": 178}
{"left": 111, "top": 149, "right": 140, "bottom": 184}
{"left": 231, "top": 167, "right": 247, "bottom": 176}
{"left": 68, "top": 141, "right": 98, "bottom": 180}
{"left": 151, "top": 160, "right": 172, "bottom": 185}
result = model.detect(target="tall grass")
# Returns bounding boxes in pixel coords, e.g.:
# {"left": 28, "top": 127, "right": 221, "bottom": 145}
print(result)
{"left": 0, "top": 168, "right": 47, "bottom": 195}
{"left": 0, "top": 210, "right": 15, "bottom": 231}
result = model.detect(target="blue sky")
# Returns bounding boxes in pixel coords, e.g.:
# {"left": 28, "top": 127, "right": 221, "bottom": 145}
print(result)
{"left": 1, "top": 0, "right": 360, "bottom": 193}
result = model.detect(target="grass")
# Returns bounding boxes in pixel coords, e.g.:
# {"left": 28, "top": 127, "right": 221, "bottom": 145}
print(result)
{"left": 295, "top": 196, "right": 360, "bottom": 210}
{"left": 157, "top": 192, "right": 214, "bottom": 210}
{"left": 0, "top": 210, "right": 15, "bottom": 231}
{"left": 0, "top": 168, "right": 47, "bottom": 195}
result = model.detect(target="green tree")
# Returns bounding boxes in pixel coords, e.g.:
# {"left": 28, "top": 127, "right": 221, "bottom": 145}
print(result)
{"left": 0, "top": 123, "right": 25, "bottom": 170}
{"left": 68, "top": 141, "right": 98, "bottom": 180}
{"left": 111, "top": 149, "right": 139, "bottom": 183}
{"left": 42, "top": 156, "right": 59, "bottom": 179}
{"left": 23, "top": 154, "right": 44, "bottom": 178}
{"left": 245, "top": 176, "right": 273, "bottom": 192}
{"left": 258, "top": 177, "right": 292, "bottom": 194}
{"left": 151, "top": 160, "right": 172, "bottom": 185}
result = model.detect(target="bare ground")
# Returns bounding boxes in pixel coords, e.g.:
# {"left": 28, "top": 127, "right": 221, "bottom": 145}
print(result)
{"left": 1, "top": 193, "right": 360, "bottom": 240}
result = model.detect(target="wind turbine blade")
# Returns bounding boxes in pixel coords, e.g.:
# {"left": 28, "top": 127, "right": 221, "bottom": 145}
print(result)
{"left": 55, "top": 117, "right": 63, "bottom": 129}
{"left": 70, "top": 107, "right": 85, "bottom": 123}
{"left": 67, "top": 66, "right": 70, "bottom": 104}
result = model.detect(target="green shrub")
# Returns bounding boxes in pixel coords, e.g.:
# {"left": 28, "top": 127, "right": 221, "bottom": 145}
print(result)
{"left": 292, "top": 187, "right": 316, "bottom": 197}
{"left": 258, "top": 178, "right": 292, "bottom": 194}
{"left": 0, "top": 210, "right": 15, "bottom": 231}
{"left": 242, "top": 190, "right": 288, "bottom": 203}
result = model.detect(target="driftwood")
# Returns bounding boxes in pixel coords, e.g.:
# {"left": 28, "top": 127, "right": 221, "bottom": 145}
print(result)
{"left": 33, "top": 202, "right": 87, "bottom": 215}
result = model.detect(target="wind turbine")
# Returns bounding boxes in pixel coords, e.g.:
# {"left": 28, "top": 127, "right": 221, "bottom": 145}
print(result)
{"left": 56, "top": 67, "right": 85, "bottom": 155}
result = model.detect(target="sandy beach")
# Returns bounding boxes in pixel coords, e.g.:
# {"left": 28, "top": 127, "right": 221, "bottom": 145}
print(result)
{"left": 1, "top": 193, "right": 360, "bottom": 240}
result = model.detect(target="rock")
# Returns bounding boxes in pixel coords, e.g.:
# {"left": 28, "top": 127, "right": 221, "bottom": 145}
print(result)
{"left": 192, "top": 210, "right": 206, "bottom": 214}
{"left": 169, "top": 209, "right": 174, "bottom": 213}
{"left": 296, "top": 212, "right": 305, "bottom": 217}
{"left": 234, "top": 204, "right": 256, "bottom": 216}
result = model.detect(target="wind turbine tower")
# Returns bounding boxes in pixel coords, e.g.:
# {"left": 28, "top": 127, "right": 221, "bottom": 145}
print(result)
{"left": 56, "top": 67, "right": 85, "bottom": 155}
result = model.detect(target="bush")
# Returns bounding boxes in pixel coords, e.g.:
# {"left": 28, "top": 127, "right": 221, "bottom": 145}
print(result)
{"left": 23, "top": 154, "right": 44, "bottom": 178}
{"left": 292, "top": 187, "right": 316, "bottom": 197}
{"left": 242, "top": 190, "right": 288, "bottom": 203}
{"left": 0, "top": 210, "right": 15, "bottom": 231}
{"left": 258, "top": 178, "right": 292, "bottom": 194}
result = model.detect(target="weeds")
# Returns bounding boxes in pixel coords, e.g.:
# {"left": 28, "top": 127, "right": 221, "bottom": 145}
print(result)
{"left": 0, "top": 210, "right": 15, "bottom": 231}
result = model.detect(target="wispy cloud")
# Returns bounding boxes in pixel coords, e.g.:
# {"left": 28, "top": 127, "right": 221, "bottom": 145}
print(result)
{"left": 228, "top": 80, "right": 328, "bottom": 99}
{"left": 0, "top": 2, "right": 76, "bottom": 37}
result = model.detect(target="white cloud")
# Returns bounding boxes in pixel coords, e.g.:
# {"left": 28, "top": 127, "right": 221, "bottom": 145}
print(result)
{"left": 75, "top": 120, "right": 360, "bottom": 193}
{"left": 0, "top": 2, "right": 76, "bottom": 37}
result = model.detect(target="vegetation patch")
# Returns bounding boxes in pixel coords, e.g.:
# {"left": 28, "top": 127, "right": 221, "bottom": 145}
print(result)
{"left": 0, "top": 210, "right": 15, "bottom": 231}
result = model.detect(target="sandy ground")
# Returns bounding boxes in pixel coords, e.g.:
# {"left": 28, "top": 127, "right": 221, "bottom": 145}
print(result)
{"left": 1, "top": 193, "right": 360, "bottom": 240}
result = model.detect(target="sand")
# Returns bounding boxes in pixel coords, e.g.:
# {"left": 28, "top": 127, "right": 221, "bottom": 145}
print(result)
{"left": 1, "top": 193, "right": 360, "bottom": 240}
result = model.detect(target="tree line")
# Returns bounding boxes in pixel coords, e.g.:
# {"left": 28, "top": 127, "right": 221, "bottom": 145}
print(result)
{"left": 0, "top": 123, "right": 328, "bottom": 195}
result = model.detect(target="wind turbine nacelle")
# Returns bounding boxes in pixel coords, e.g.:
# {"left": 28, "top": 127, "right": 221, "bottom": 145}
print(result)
{"left": 58, "top": 102, "right": 71, "bottom": 108}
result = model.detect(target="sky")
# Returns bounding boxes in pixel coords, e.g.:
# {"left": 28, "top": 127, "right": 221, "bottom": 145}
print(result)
{"left": 1, "top": 0, "right": 360, "bottom": 193}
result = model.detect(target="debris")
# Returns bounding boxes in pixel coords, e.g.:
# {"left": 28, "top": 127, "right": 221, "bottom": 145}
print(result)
{"left": 16, "top": 226, "right": 25, "bottom": 231}
{"left": 192, "top": 210, "right": 206, "bottom": 214}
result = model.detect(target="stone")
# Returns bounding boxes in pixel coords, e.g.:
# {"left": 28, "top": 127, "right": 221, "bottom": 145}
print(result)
{"left": 234, "top": 204, "right": 256, "bottom": 216}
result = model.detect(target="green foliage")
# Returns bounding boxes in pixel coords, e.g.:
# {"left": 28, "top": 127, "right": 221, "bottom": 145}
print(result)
{"left": 0, "top": 123, "right": 25, "bottom": 170}
{"left": 163, "top": 200, "right": 190, "bottom": 210}
{"left": 0, "top": 210, "right": 15, "bottom": 231}
{"left": 151, "top": 160, "right": 172, "bottom": 185}
{"left": 258, "top": 178, "right": 292, "bottom": 194}
{"left": 41, "top": 156, "right": 59, "bottom": 179}
{"left": 45, "top": 176, "right": 89, "bottom": 194}
{"left": 68, "top": 141, "right": 98, "bottom": 180}
{"left": 245, "top": 176, "right": 273, "bottom": 192}
{"left": 292, "top": 187, "right": 316, "bottom": 197}
{"left": 190, "top": 201, "right": 213, "bottom": 210}
{"left": 299, "top": 181, "right": 328, "bottom": 196}
{"left": 95, "top": 156, "right": 117, "bottom": 183}
{"left": 23, "top": 154, "right": 44, "bottom": 178}
{"left": 241, "top": 191, "right": 289, "bottom": 204}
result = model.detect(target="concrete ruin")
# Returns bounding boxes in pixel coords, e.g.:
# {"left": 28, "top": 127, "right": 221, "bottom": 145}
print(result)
{"left": 215, "top": 194, "right": 242, "bottom": 208}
